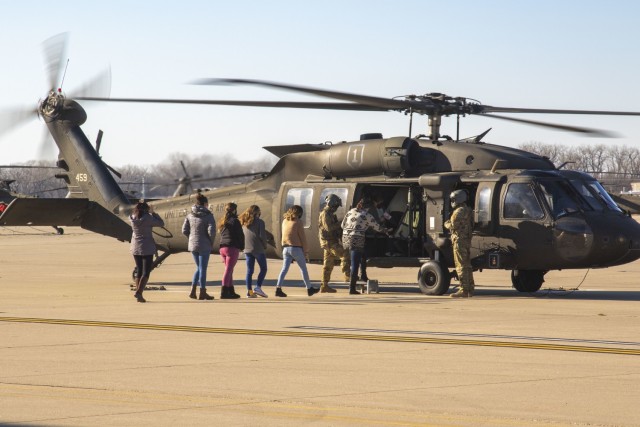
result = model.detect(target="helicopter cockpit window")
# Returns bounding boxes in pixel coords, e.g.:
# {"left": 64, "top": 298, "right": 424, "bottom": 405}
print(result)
{"left": 503, "top": 183, "right": 544, "bottom": 220}
{"left": 537, "top": 180, "right": 586, "bottom": 219}
{"left": 586, "top": 181, "right": 622, "bottom": 212}
{"left": 569, "top": 179, "right": 605, "bottom": 212}
{"left": 285, "top": 188, "right": 313, "bottom": 228}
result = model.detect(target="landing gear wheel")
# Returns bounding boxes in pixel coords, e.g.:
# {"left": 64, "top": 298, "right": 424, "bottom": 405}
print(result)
{"left": 511, "top": 269, "right": 545, "bottom": 293}
{"left": 418, "top": 261, "right": 451, "bottom": 295}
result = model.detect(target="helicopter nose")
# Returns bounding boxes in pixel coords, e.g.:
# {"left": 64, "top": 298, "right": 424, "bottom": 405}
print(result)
{"left": 608, "top": 220, "right": 640, "bottom": 265}
{"left": 589, "top": 215, "right": 640, "bottom": 267}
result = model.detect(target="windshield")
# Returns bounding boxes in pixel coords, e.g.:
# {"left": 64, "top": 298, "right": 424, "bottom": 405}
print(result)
{"left": 537, "top": 180, "right": 589, "bottom": 219}
{"left": 569, "top": 179, "right": 606, "bottom": 211}
{"left": 587, "top": 181, "right": 623, "bottom": 212}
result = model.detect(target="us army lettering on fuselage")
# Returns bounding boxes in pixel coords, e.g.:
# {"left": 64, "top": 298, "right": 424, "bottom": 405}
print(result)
{"left": 164, "top": 209, "right": 188, "bottom": 220}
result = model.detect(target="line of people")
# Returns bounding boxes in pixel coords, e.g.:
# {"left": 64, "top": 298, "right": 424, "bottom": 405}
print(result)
{"left": 128, "top": 193, "right": 389, "bottom": 303}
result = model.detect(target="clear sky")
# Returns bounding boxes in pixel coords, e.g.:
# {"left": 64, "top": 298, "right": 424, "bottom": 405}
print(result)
{"left": 1, "top": 0, "right": 640, "bottom": 167}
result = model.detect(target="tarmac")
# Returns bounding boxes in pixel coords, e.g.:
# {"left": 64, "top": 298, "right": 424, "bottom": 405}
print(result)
{"left": 1, "top": 226, "right": 639, "bottom": 426}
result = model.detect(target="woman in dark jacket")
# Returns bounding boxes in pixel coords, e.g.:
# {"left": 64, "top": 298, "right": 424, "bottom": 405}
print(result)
{"left": 218, "top": 202, "right": 244, "bottom": 299}
{"left": 182, "top": 193, "right": 216, "bottom": 301}
{"left": 129, "top": 201, "right": 164, "bottom": 303}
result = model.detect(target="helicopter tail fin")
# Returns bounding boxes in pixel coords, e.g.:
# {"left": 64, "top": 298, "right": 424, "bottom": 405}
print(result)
{"left": 44, "top": 97, "right": 131, "bottom": 215}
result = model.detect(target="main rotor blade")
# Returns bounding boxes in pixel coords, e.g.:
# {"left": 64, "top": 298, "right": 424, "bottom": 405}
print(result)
{"left": 192, "top": 78, "right": 416, "bottom": 111}
{"left": 189, "top": 171, "right": 269, "bottom": 184}
{"left": 0, "top": 106, "right": 38, "bottom": 138}
{"left": 482, "top": 105, "right": 640, "bottom": 117}
{"left": 42, "top": 33, "right": 68, "bottom": 91}
{"left": 69, "top": 67, "right": 112, "bottom": 99}
{"left": 75, "top": 96, "right": 389, "bottom": 111}
{"left": 483, "top": 113, "right": 618, "bottom": 137}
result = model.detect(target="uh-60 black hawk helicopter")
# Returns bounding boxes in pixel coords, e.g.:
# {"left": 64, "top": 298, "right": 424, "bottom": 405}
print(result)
{"left": 3, "top": 41, "right": 640, "bottom": 294}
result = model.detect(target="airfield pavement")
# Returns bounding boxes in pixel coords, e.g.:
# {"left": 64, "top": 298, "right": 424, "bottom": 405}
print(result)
{"left": 1, "top": 226, "right": 639, "bottom": 427}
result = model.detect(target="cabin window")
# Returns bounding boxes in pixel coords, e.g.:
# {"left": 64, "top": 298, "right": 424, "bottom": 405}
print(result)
{"left": 319, "top": 188, "right": 349, "bottom": 220}
{"left": 477, "top": 187, "right": 491, "bottom": 224}
{"left": 285, "top": 188, "right": 313, "bottom": 228}
{"left": 503, "top": 183, "right": 544, "bottom": 219}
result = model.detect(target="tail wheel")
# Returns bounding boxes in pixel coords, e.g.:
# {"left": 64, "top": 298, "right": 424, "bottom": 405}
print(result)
{"left": 511, "top": 270, "right": 545, "bottom": 293}
{"left": 418, "top": 261, "right": 451, "bottom": 295}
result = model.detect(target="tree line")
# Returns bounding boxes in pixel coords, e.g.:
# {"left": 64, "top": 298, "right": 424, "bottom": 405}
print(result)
{"left": 1, "top": 153, "right": 276, "bottom": 199}
{"left": 519, "top": 142, "right": 640, "bottom": 193}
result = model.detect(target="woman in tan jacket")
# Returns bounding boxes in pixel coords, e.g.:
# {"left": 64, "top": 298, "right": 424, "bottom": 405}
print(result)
{"left": 274, "top": 205, "right": 319, "bottom": 297}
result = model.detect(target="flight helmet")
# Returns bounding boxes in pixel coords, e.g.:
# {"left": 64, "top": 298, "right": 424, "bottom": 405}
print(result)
{"left": 450, "top": 189, "right": 467, "bottom": 208}
{"left": 325, "top": 194, "right": 342, "bottom": 209}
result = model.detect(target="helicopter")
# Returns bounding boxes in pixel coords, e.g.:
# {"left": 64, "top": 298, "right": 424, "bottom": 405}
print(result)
{"left": 3, "top": 38, "right": 640, "bottom": 295}
{"left": 0, "top": 164, "right": 66, "bottom": 234}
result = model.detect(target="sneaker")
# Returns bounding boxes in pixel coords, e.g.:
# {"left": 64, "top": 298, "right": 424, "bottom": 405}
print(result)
{"left": 246, "top": 290, "right": 257, "bottom": 298}
{"left": 253, "top": 287, "right": 268, "bottom": 298}
{"left": 275, "top": 287, "right": 287, "bottom": 298}
{"left": 134, "top": 293, "right": 146, "bottom": 303}
{"left": 307, "top": 287, "right": 319, "bottom": 297}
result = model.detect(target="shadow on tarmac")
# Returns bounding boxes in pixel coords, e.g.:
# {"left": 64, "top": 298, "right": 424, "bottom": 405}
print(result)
{"left": 148, "top": 280, "right": 640, "bottom": 301}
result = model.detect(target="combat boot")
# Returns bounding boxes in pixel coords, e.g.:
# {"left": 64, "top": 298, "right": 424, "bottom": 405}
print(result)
{"left": 189, "top": 284, "right": 197, "bottom": 299}
{"left": 320, "top": 283, "right": 337, "bottom": 293}
{"left": 450, "top": 288, "right": 470, "bottom": 298}
{"left": 198, "top": 287, "right": 214, "bottom": 300}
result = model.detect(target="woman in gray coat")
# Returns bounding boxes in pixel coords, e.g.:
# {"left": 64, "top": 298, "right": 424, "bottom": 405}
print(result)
{"left": 130, "top": 201, "right": 165, "bottom": 303}
{"left": 182, "top": 193, "right": 216, "bottom": 300}
{"left": 239, "top": 205, "right": 268, "bottom": 298}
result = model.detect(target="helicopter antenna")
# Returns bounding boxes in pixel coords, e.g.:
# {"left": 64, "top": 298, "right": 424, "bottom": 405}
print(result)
{"left": 59, "top": 59, "right": 70, "bottom": 92}
{"left": 558, "top": 161, "right": 575, "bottom": 170}
{"left": 408, "top": 107, "right": 413, "bottom": 137}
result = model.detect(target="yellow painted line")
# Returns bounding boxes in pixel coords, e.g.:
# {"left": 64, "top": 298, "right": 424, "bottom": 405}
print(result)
{"left": 1, "top": 316, "right": 639, "bottom": 356}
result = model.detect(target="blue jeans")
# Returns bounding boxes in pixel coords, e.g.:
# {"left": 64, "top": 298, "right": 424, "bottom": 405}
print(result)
{"left": 350, "top": 249, "right": 364, "bottom": 283}
{"left": 276, "top": 246, "right": 311, "bottom": 288}
{"left": 191, "top": 251, "right": 211, "bottom": 289}
{"left": 245, "top": 252, "right": 267, "bottom": 290}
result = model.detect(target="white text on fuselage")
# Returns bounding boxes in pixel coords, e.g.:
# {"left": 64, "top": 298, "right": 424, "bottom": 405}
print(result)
{"left": 164, "top": 209, "right": 188, "bottom": 220}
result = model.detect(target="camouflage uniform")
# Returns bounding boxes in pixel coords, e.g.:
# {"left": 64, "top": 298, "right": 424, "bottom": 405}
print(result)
{"left": 319, "top": 206, "right": 351, "bottom": 287}
{"left": 444, "top": 203, "right": 475, "bottom": 293}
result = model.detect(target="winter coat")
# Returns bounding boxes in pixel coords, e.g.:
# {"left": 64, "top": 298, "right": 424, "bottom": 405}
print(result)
{"left": 219, "top": 215, "right": 245, "bottom": 250}
{"left": 182, "top": 204, "right": 216, "bottom": 253}
{"left": 129, "top": 212, "right": 164, "bottom": 256}
{"left": 243, "top": 218, "right": 267, "bottom": 255}
{"left": 341, "top": 207, "right": 385, "bottom": 251}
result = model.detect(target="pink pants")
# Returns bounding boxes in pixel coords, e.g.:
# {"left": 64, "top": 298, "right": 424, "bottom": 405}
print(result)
{"left": 219, "top": 246, "right": 239, "bottom": 287}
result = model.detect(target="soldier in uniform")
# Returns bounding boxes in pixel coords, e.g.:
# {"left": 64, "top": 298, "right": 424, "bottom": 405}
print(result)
{"left": 445, "top": 189, "right": 475, "bottom": 298}
{"left": 318, "top": 194, "right": 351, "bottom": 293}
